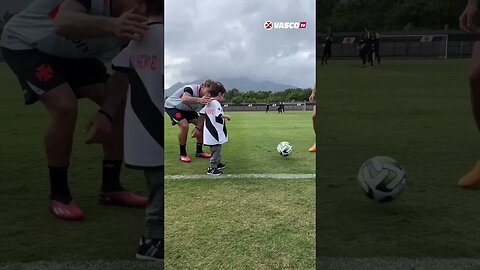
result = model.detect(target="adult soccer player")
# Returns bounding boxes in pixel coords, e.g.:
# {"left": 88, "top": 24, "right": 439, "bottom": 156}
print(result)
{"left": 321, "top": 33, "right": 333, "bottom": 65}
{"left": 459, "top": 0, "right": 480, "bottom": 187}
{"left": 309, "top": 84, "right": 316, "bottom": 152}
{"left": 164, "top": 81, "right": 213, "bottom": 163}
{"left": 110, "top": 0, "right": 164, "bottom": 261}
{"left": 0, "top": 0, "right": 149, "bottom": 221}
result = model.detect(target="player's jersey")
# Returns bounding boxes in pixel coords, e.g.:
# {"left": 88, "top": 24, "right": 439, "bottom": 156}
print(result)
{"left": 111, "top": 21, "right": 163, "bottom": 169}
{"left": 164, "top": 84, "right": 203, "bottom": 112}
{"left": 199, "top": 99, "right": 228, "bottom": 146}
{"left": 324, "top": 36, "right": 332, "bottom": 50}
{"left": 0, "top": 0, "right": 122, "bottom": 58}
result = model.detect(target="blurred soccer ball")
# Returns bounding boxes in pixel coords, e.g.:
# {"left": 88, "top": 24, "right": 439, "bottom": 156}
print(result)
{"left": 357, "top": 156, "right": 406, "bottom": 202}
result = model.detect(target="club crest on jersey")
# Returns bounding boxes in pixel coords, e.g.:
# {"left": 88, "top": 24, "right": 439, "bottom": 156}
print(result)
{"left": 175, "top": 112, "right": 182, "bottom": 119}
{"left": 35, "top": 64, "right": 54, "bottom": 82}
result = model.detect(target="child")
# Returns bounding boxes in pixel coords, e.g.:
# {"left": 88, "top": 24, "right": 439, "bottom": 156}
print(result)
{"left": 198, "top": 83, "right": 231, "bottom": 176}
{"left": 111, "top": 0, "right": 164, "bottom": 262}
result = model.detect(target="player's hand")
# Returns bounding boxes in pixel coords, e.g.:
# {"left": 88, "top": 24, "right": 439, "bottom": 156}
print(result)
{"left": 460, "top": 2, "right": 479, "bottom": 33}
{"left": 85, "top": 112, "right": 112, "bottom": 144}
{"left": 200, "top": 95, "right": 211, "bottom": 105}
{"left": 110, "top": 4, "right": 148, "bottom": 40}
{"left": 309, "top": 93, "right": 316, "bottom": 103}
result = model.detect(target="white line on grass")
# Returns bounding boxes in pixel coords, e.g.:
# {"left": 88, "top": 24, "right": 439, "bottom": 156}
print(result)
{"left": 165, "top": 173, "right": 315, "bottom": 180}
{"left": 317, "top": 257, "right": 480, "bottom": 270}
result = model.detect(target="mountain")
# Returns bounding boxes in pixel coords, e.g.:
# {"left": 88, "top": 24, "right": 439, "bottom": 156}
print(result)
{"left": 165, "top": 77, "right": 297, "bottom": 97}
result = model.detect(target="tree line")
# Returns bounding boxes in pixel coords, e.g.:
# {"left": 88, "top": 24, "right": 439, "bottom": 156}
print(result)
{"left": 317, "top": 0, "right": 466, "bottom": 32}
{"left": 224, "top": 88, "right": 313, "bottom": 104}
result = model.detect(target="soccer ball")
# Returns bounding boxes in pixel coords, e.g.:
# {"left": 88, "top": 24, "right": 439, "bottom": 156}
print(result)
{"left": 357, "top": 156, "right": 406, "bottom": 202}
{"left": 277, "top": 141, "right": 293, "bottom": 157}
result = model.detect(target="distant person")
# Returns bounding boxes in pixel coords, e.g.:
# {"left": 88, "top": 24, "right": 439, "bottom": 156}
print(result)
{"left": 282, "top": 102, "right": 286, "bottom": 113}
{"left": 0, "top": 0, "right": 149, "bottom": 220}
{"left": 309, "top": 84, "right": 316, "bottom": 152}
{"left": 358, "top": 32, "right": 368, "bottom": 67}
{"left": 372, "top": 32, "right": 381, "bottom": 66}
{"left": 458, "top": 0, "right": 480, "bottom": 187}
{"left": 198, "top": 83, "right": 230, "bottom": 176}
{"left": 321, "top": 33, "right": 333, "bottom": 65}
{"left": 164, "top": 80, "right": 213, "bottom": 163}
{"left": 366, "top": 32, "right": 374, "bottom": 67}
{"left": 266, "top": 104, "right": 270, "bottom": 113}
{"left": 277, "top": 103, "right": 282, "bottom": 113}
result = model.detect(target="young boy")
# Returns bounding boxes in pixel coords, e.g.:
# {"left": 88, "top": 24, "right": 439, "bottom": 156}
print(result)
{"left": 111, "top": 0, "right": 164, "bottom": 262}
{"left": 198, "top": 83, "right": 230, "bottom": 176}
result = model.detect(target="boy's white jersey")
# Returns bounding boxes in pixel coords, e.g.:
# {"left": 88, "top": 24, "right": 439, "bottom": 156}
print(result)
{"left": 112, "top": 22, "right": 163, "bottom": 169}
{"left": 199, "top": 99, "right": 228, "bottom": 146}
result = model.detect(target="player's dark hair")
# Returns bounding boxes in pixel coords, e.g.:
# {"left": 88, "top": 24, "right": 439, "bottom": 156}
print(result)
{"left": 145, "top": 0, "right": 163, "bottom": 16}
{"left": 209, "top": 82, "right": 226, "bottom": 97}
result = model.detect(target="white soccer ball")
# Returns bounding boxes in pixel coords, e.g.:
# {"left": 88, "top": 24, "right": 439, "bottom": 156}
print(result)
{"left": 277, "top": 141, "right": 293, "bottom": 157}
{"left": 357, "top": 156, "right": 406, "bottom": 202}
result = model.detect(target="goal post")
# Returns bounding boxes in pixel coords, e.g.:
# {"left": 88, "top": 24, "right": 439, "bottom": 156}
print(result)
{"left": 375, "top": 34, "right": 449, "bottom": 60}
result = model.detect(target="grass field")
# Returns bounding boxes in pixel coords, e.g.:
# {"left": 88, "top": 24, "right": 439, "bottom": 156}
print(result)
{"left": 0, "top": 63, "right": 315, "bottom": 269}
{"left": 164, "top": 111, "right": 315, "bottom": 269}
{"left": 317, "top": 59, "right": 480, "bottom": 266}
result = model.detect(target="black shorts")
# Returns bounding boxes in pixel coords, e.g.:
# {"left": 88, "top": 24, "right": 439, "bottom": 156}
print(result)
{"left": 165, "top": 107, "right": 199, "bottom": 125}
{"left": 1, "top": 47, "right": 110, "bottom": 105}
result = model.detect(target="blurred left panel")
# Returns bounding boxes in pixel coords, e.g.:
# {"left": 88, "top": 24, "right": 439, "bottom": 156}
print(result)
{"left": 0, "top": 0, "right": 164, "bottom": 269}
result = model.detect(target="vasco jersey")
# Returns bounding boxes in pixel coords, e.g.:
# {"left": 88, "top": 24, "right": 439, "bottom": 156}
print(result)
{"left": 164, "top": 84, "right": 204, "bottom": 112}
{"left": 0, "top": 0, "right": 122, "bottom": 58}
{"left": 111, "top": 22, "right": 163, "bottom": 169}
{"left": 199, "top": 99, "right": 228, "bottom": 146}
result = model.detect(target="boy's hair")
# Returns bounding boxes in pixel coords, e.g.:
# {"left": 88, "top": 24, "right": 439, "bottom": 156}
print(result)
{"left": 145, "top": 0, "right": 164, "bottom": 16}
{"left": 209, "top": 82, "right": 226, "bottom": 97}
{"left": 201, "top": 79, "right": 216, "bottom": 88}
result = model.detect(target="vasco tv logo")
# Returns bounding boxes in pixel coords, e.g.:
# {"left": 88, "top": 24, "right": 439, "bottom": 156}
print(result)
{"left": 264, "top": 21, "right": 307, "bottom": 30}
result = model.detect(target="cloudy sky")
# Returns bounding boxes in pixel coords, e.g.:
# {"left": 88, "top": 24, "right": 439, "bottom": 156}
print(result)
{"left": 165, "top": 0, "right": 316, "bottom": 89}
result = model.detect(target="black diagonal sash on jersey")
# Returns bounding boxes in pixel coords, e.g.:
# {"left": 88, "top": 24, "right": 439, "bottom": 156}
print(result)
{"left": 205, "top": 115, "right": 219, "bottom": 143}
{"left": 129, "top": 69, "right": 164, "bottom": 148}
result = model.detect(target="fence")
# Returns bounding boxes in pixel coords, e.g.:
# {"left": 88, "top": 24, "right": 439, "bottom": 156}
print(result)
{"left": 318, "top": 30, "right": 480, "bottom": 59}
{"left": 223, "top": 103, "right": 315, "bottom": 112}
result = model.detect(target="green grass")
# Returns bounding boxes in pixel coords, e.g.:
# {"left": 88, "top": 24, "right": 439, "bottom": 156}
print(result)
{"left": 0, "top": 64, "right": 315, "bottom": 269}
{"left": 164, "top": 111, "right": 315, "bottom": 269}
{"left": 317, "top": 59, "right": 480, "bottom": 258}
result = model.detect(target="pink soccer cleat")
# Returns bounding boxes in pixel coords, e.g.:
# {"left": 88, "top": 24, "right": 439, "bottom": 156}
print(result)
{"left": 99, "top": 191, "right": 147, "bottom": 207}
{"left": 49, "top": 200, "right": 84, "bottom": 221}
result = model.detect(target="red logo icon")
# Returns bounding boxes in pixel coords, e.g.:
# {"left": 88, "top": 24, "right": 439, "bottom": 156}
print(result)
{"left": 264, "top": 21, "right": 273, "bottom": 30}
{"left": 35, "top": 64, "right": 54, "bottom": 82}
{"left": 300, "top": 22, "right": 307, "bottom": 29}
{"left": 175, "top": 112, "right": 182, "bottom": 119}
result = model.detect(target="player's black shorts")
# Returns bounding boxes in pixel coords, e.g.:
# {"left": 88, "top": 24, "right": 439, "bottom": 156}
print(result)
{"left": 1, "top": 47, "right": 110, "bottom": 105}
{"left": 165, "top": 107, "right": 199, "bottom": 125}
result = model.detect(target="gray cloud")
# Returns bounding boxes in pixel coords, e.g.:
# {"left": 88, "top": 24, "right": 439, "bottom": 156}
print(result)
{"left": 165, "top": 0, "right": 316, "bottom": 89}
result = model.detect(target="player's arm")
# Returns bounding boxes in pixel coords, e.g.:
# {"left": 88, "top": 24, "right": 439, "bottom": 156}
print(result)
{"left": 54, "top": 0, "right": 148, "bottom": 40}
{"left": 181, "top": 91, "right": 210, "bottom": 105}
{"left": 309, "top": 84, "right": 316, "bottom": 102}
{"left": 460, "top": 0, "right": 480, "bottom": 33}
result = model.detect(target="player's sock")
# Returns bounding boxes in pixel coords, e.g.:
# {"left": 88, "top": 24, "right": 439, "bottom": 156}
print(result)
{"left": 49, "top": 165, "right": 72, "bottom": 204}
{"left": 180, "top": 145, "right": 187, "bottom": 156}
{"left": 196, "top": 143, "right": 204, "bottom": 153}
{"left": 101, "top": 160, "right": 124, "bottom": 192}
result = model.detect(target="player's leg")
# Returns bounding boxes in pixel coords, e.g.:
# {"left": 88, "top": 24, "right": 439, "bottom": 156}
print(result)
{"left": 72, "top": 61, "right": 146, "bottom": 207}
{"left": 136, "top": 167, "right": 164, "bottom": 262}
{"left": 189, "top": 117, "right": 211, "bottom": 158}
{"left": 459, "top": 42, "right": 480, "bottom": 187}
{"left": 207, "top": 145, "right": 223, "bottom": 176}
{"left": 309, "top": 105, "right": 316, "bottom": 152}
{"left": 1, "top": 48, "right": 84, "bottom": 220}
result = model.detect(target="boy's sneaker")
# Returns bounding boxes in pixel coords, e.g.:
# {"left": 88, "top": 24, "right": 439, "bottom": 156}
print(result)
{"left": 207, "top": 167, "right": 223, "bottom": 176}
{"left": 217, "top": 163, "right": 227, "bottom": 170}
{"left": 136, "top": 237, "right": 164, "bottom": 262}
